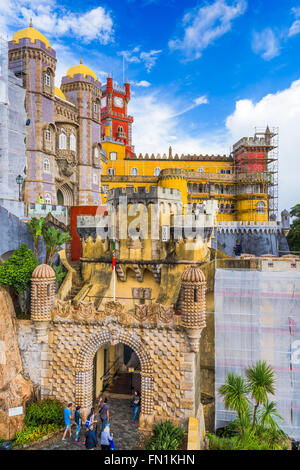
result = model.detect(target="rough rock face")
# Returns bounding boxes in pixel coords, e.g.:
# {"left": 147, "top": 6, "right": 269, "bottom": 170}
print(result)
{"left": 0, "top": 287, "right": 33, "bottom": 439}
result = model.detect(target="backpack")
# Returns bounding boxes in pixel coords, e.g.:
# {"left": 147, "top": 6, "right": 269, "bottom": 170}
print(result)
{"left": 110, "top": 439, "right": 115, "bottom": 450}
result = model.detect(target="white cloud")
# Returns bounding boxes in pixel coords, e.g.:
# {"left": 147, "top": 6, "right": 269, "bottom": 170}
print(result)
{"left": 119, "top": 47, "right": 162, "bottom": 73}
{"left": 0, "top": 1, "right": 114, "bottom": 44}
{"left": 252, "top": 28, "right": 280, "bottom": 60}
{"left": 130, "top": 80, "right": 300, "bottom": 212}
{"left": 288, "top": 6, "right": 300, "bottom": 38}
{"left": 169, "top": 0, "right": 247, "bottom": 60}
{"left": 131, "top": 80, "right": 151, "bottom": 87}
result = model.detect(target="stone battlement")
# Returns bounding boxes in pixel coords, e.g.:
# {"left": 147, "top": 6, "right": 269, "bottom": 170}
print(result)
{"left": 107, "top": 185, "right": 182, "bottom": 203}
{"left": 233, "top": 136, "right": 271, "bottom": 151}
{"left": 130, "top": 152, "right": 232, "bottom": 161}
{"left": 215, "top": 220, "right": 283, "bottom": 233}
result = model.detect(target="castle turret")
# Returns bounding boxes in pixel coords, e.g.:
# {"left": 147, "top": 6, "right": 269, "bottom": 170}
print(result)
{"left": 31, "top": 264, "right": 56, "bottom": 321}
{"left": 180, "top": 264, "right": 206, "bottom": 352}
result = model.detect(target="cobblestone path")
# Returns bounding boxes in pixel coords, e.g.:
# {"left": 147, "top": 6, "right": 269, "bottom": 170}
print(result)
{"left": 38, "top": 398, "right": 140, "bottom": 451}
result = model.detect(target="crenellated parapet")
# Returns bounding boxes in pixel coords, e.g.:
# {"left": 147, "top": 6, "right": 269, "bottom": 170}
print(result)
{"left": 215, "top": 220, "right": 283, "bottom": 234}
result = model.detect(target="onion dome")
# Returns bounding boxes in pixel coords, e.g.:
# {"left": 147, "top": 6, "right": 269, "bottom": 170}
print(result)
{"left": 66, "top": 58, "right": 97, "bottom": 81}
{"left": 12, "top": 20, "right": 50, "bottom": 49}
{"left": 32, "top": 264, "right": 56, "bottom": 280}
{"left": 181, "top": 264, "right": 206, "bottom": 283}
{"left": 54, "top": 86, "right": 66, "bottom": 101}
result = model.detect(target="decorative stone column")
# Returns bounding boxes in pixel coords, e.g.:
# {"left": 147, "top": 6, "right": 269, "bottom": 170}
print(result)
{"left": 179, "top": 265, "right": 207, "bottom": 421}
{"left": 180, "top": 264, "right": 206, "bottom": 353}
{"left": 30, "top": 264, "right": 56, "bottom": 398}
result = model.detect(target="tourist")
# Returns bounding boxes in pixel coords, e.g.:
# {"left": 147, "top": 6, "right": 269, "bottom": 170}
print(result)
{"left": 84, "top": 407, "right": 97, "bottom": 430}
{"left": 85, "top": 424, "right": 98, "bottom": 450}
{"left": 38, "top": 195, "right": 44, "bottom": 204}
{"left": 100, "top": 423, "right": 113, "bottom": 450}
{"left": 233, "top": 240, "right": 242, "bottom": 258}
{"left": 132, "top": 390, "right": 140, "bottom": 423}
{"left": 99, "top": 397, "right": 110, "bottom": 432}
{"left": 62, "top": 403, "right": 72, "bottom": 440}
{"left": 74, "top": 405, "right": 82, "bottom": 442}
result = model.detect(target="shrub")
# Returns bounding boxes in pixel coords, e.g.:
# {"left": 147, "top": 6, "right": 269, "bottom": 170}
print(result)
{"left": 0, "top": 244, "right": 38, "bottom": 293}
{"left": 24, "top": 399, "right": 64, "bottom": 428}
{"left": 14, "top": 424, "right": 60, "bottom": 447}
{"left": 145, "top": 420, "right": 185, "bottom": 450}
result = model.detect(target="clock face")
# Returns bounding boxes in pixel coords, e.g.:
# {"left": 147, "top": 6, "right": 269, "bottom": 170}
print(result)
{"left": 114, "top": 96, "right": 123, "bottom": 108}
{"left": 101, "top": 96, "right": 107, "bottom": 108}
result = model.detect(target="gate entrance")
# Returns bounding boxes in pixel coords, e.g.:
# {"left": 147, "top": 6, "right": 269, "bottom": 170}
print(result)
{"left": 93, "top": 343, "right": 141, "bottom": 400}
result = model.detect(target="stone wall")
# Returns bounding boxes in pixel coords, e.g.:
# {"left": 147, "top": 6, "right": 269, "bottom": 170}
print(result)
{"left": 0, "top": 288, "right": 33, "bottom": 439}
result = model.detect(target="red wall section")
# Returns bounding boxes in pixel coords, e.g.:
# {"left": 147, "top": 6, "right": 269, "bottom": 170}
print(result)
{"left": 70, "top": 205, "right": 107, "bottom": 261}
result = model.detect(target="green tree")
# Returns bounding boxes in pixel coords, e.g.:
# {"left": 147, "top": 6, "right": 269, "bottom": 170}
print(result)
{"left": 287, "top": 204, "right": 300, "bottom": 253}
{"left": 246, "top": 361, "right": 275, "bottom": 430}
{"left": 218, "top": 373, "right": 250, "bottom": 422}
{"left": 0, "top": 245, "right": 38, "bottom": 293}
{"left": 42, "top": 225, "right": 72, "bottom": 265}
{"left": 25, "top": 217, "right": 45, "bottom": 259}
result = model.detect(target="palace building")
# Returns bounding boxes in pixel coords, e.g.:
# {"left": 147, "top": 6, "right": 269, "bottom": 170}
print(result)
{"left": 8, "top": 22, "right": 278, "bottom": 224}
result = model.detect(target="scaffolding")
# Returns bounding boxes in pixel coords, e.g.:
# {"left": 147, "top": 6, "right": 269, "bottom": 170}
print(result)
{"left": 233, "top": 127, "right": 279, "bottom": 222}
{"left": 214, "top": 262, "right": 300, "bottom": 439}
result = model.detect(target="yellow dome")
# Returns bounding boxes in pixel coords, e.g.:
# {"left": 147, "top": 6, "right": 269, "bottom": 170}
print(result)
{"left": 66, "top": 62, "right": 97, "bottom": 81}
{"left": 55, "top": 86, "right": 66, "bottom": 101}
{"left": 12, "top": 25, "right": 50, "bottom": 49}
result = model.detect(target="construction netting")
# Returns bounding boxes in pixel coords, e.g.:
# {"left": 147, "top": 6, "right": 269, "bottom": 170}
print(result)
{"left": 0, "top": 34, "right": 26, "bottom": 217}
{"left": 215, "top": 267, "right": 300, "bottom": 439}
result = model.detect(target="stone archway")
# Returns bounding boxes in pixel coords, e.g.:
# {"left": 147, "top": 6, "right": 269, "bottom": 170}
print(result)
{"left": 75, "top": 326, "right": 154, "bottom": 427}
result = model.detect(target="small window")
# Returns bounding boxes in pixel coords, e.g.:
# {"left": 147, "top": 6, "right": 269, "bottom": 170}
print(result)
{"left": 256, "top": 201, "right": 265, "bottom": 214}
{"left": 93, "top": 102, "right": 98, "bottom": 113}
{"left": 45, "top": 129, "right": 51, "bottom": 141}
{"left": 107, "top": 168, "right": 115, "bottom": 176}
{"left": 198, "top": 168, "right": 204, "bottom": 173}
{"left": 45, "top": 73, "right": 51, "bottom": 87}
{"left": 45, "top": 193, "right": 51, "bottom": 204}
{"left": 70, "top": 133, "right": 76, "bottom": 152}
{"left": 59, "top": 133, "right": 67, "bottom": 150}
{"left": 154, "top": 167, "right": 161, "bottom": 176}
{"left": 43, "top": 158, "right": 50, "bottom": 172}
{"left": 110, "top": 152, "right": 117, "bottom": 161}
{"left": 93, "top": 173, "right": 98, "bottom": 184}
{"left": 131, "top": 167, "right": 138, "bottom": 176}
{"left": 162, "top": 225, "right": 169, "bottom": 242}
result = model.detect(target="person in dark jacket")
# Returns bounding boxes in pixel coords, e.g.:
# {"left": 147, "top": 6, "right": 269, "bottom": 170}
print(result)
{"left": 233, "top": 240, "right": 242, "bottom": 257}
{"left": 85, "top": 425, "right": 98, "bottom": 450}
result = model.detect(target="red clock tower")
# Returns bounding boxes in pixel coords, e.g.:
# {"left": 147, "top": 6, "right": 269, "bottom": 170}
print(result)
{"left": 101, "top": 76, "right": 134, "bottom": 157}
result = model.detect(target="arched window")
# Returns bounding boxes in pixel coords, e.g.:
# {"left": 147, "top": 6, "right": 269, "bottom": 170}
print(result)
{"left": 110, "top": 152, "right": 117, "bottom": 161}
{"left": 45, "top": 129, "right": 51, "bottom": 142}
{"left": 256, "top": 201, "right": 265, "bottom": 214}
{"left": 131, "top": 167, "right": 138, "bottom": 176}
{"left": 70, "top": 133, "right": 76, "bottom": 152}
{"left": 197, "top": 168, "right": 204, "bottom": 173}
{"left": 44, "top": 72, "right": 51, "bottom": 87}
{"left": 45, "top": 193, "right": 51, "bottom": 204}
{"left": 154, "top": 168, "right": 161, "bottom": 176}
{"left": 118, "top": 126, "right": 123, "bottom": 133}
{"left": 107, "top": 168, "right": 115, "bottom": 176}
{"left": 59, "top": 132, "right": 67, "bottom": 150}
{"left": 43, "top": 158, "right": 50, "bottom": 172}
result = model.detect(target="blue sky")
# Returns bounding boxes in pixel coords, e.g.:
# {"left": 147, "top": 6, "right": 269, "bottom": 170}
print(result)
{"left": 2, "top": 0, "right": 300, "bottom": 213}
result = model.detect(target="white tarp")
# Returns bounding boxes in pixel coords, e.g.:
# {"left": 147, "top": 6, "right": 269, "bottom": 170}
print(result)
{"left": 215, "top": 268, "right": 300, "bottom": 439}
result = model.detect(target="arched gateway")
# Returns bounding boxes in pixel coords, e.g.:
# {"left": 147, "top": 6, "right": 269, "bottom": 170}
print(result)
{"left": 75, "top": 327, "right": 153, "bottom": 418}
{"left": 30, "top": 264, "right": 207, "bottom": 433}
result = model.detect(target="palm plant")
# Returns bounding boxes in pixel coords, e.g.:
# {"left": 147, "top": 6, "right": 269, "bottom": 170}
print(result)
{"left": 25, "top": 217, "right": 45, "bottom": 259}
{"left": 257, "top": 401, "right": 284, "bottom": 432}
{"left": 246, "top": 361, "right": 275, "bottom": 430}
{"left": 218, "top": 373, "right": 250, "bottom": 422}
{"left": 42, "top": 226, "right": 72, "bottom": 265}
